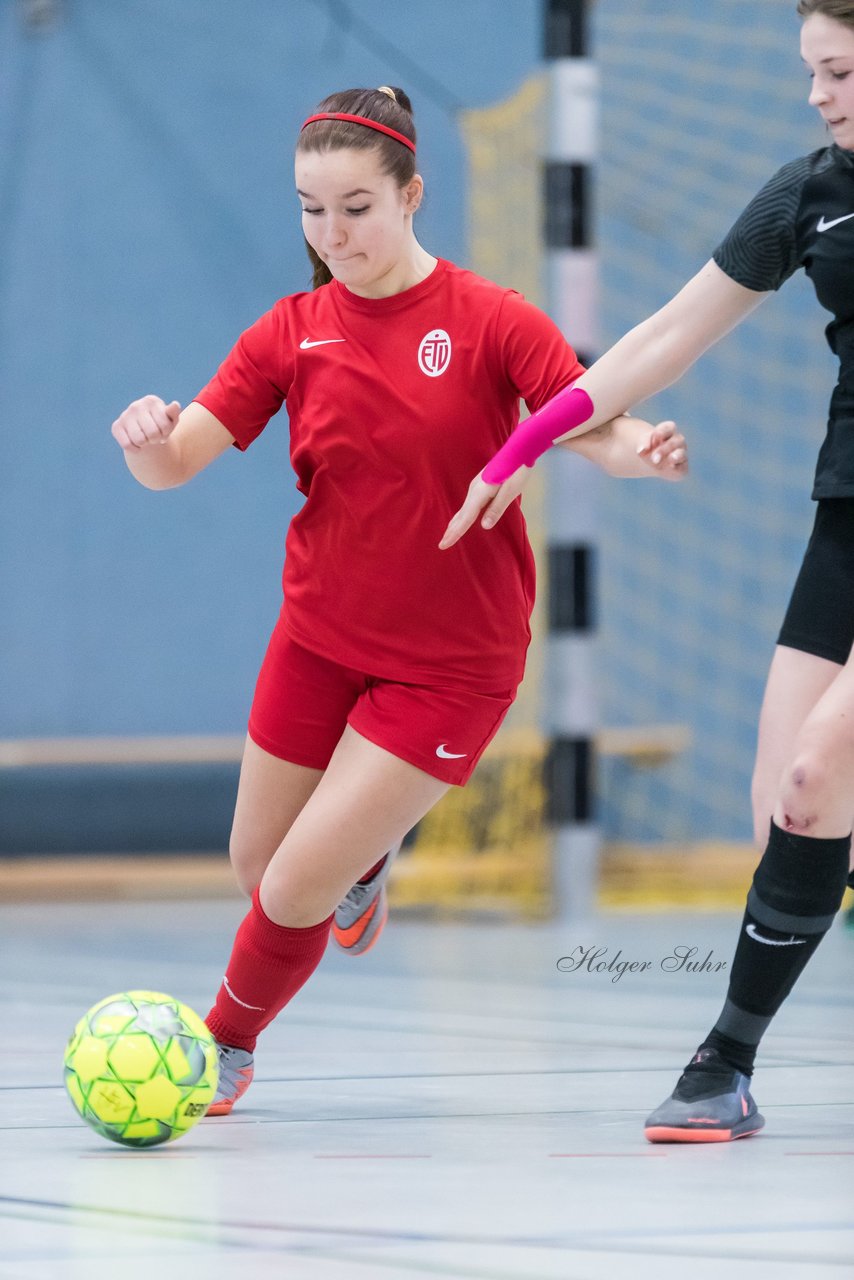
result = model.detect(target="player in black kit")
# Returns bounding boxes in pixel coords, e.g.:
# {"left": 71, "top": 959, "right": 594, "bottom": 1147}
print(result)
{"left": 442, "top": 0, "right": 854, "bottom": 1141}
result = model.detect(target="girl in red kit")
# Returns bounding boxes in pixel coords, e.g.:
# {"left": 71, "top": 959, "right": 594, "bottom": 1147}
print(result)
{"left": 111, "top": 85, "right": 687, "bottom": 1114}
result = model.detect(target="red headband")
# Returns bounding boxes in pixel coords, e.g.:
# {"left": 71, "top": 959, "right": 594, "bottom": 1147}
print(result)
{"left": 301, "top": 112, "right": 416, "bottom": 154}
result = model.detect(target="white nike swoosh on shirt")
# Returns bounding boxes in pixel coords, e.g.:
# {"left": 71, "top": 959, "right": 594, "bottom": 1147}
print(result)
{"left": 816, "top": 212, "right": 854, "bottom": 232}
{"left": 299, "top": 338, "right": 347, "bottom": 348}
{"left": 745, "top": 923, "right": 806, "bottom": 947}
{"left": 436, "top": 744, "right": 467, "bottom": 759}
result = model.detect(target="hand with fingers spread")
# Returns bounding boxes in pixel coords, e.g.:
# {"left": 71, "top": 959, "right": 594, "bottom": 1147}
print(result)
{"left": 111, "top": 395, "right": 182, "bottom": 453}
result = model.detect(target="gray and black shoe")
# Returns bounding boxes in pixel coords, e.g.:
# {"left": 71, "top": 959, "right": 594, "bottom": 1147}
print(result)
{"left": 644, "top": 1047, "right": 765, "bottom": 1143}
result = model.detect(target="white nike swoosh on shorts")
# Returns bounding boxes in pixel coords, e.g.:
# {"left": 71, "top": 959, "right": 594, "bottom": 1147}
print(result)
{"left": 436, "top": 744, "right": 467, "bottom": 759}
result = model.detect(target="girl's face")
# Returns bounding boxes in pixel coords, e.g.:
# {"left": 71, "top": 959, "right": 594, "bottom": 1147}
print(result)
{"left": 802, "top": 12, "right": 854, "bottom": 150}
{"left": 295, "top": 147, "right": 422, "bottom": 298}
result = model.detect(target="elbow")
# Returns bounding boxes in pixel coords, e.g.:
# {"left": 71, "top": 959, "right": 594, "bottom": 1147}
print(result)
{"left": 640, "top": 311, "right": 715, "bottom": 390}
{"left": 633, "top": 329, "right": 687, "bottom": 392}
{"left": 141, "top": 473, "right": 188, "bottom": 492}
{"left": 124, "top": 454, "right": 188, "bottom": 491}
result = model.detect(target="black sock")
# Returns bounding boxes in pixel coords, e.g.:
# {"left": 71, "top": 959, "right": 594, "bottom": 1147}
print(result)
{"left": 697, "top": 1029, "right": 758, "bottom": 1078}
{"left": 704, "top": 822, "right": 850, "bottom": 1074}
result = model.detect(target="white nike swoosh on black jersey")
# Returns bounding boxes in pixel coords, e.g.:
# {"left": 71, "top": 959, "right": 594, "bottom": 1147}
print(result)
{"left": 816, "top": 212, "right": 854, "bottom": 232}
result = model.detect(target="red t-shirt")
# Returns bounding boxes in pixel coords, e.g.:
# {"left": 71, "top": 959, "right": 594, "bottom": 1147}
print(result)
{"left": 195, "top": 258, "right": 583, "bottom": 693}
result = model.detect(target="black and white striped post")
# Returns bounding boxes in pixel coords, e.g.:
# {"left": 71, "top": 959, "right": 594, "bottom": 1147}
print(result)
{"left": 543, "top": 0, "right": 600, "bottom": 920}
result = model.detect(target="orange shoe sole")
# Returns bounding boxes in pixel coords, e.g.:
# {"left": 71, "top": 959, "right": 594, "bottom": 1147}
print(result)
{"left": 645, "top": 1123, "right": 763, "bottom": 1143}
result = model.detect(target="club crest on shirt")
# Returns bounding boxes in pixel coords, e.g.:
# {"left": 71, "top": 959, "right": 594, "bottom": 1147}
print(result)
{"left": 418, "top": 329, "right": 452, "bottom": 377}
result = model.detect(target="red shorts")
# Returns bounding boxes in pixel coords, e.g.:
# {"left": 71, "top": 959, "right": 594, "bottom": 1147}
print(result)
{"left": 247, "top": 623, "right": 515, "bottom": 785}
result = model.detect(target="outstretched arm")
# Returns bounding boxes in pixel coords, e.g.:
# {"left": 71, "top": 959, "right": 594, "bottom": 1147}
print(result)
{"left": 440, "top": 260, "right": 766, "bottom": 547}
{"left": 559, "top": 259, "right": 767, "bottom": 433}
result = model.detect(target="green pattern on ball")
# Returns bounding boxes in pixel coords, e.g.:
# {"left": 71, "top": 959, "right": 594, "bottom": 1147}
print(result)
{"left": 63, "top": 990, "right": 219, "bottom": 1147}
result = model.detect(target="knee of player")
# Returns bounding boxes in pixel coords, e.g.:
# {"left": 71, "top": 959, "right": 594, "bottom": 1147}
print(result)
{"left": 779, "top": 809, "right": 815, "bottom": 835}
{"left": 787, "top": 753, "right": 829, "bottom": 797}
{"left": 778, "top": 754, "right": 830, "bottom": 831}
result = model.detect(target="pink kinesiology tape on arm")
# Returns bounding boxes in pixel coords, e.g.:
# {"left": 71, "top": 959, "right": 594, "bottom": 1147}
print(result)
{"left": 481, "top": 385, "right": 594, "bottom": 484}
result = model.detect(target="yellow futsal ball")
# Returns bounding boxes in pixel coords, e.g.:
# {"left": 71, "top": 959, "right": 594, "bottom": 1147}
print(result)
{"left": 63, "top": 990, "right": 219, "bottom": 1147}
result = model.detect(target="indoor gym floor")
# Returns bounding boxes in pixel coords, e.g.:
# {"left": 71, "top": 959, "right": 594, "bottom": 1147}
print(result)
{"left": 0, "top": 895, "right": 851, "bottom": 1279}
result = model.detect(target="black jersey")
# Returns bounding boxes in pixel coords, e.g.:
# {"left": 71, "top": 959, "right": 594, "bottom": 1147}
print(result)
{"left": 713, "top": 144, "right": 854, "bottom": 498}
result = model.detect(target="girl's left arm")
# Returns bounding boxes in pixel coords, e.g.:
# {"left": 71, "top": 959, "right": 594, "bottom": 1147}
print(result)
{"left": 563, "top": 414, "right": 688, "bottom": 480}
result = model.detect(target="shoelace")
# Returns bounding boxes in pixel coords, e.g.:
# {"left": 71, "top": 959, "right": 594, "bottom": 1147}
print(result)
{"left": 342, "top": 881, "right": 372, "bottom": 909}
{"left": 676, "top": 1054, "right": 739, "bottom": 1101}
{"left": 217, "top": 1047, "right": 249, "bottom": 1083}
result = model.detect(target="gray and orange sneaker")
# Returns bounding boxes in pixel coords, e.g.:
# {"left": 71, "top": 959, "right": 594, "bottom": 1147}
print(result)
{"left": 206, "top": 1043, "right": 254, "bottom": 1116}
{"left": 644, "top": 1047, "right": 764, "bottom": 1143}
{"left": 332, "top": 844, "right": 400, "bottom": 956}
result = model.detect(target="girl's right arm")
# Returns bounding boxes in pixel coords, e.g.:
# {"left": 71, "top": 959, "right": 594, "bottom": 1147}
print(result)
{"left": 111, "top": 397, "right": 236, "bottom": 489}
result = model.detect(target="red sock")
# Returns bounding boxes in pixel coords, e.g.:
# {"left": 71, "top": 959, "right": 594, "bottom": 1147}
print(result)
{"left": 205, "top": 887, "right": 331, "bottom": 1052}
{"left": 359, "top": 854, "right": 387, "bottom": 884}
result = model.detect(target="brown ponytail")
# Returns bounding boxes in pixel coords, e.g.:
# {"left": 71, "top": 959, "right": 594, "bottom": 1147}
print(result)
{"left": 297, "top": 86, "right": 417, "bottom": 289}
{"left": 306, "top": 245, "right": 333, "bottom": 290}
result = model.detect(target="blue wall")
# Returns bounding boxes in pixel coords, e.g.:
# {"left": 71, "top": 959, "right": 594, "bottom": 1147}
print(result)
{"left": 3, "top": 1, "right": 836, "bottom": 846}
{"left": 0, "top": 0, "right": 542, "bottom": 739}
